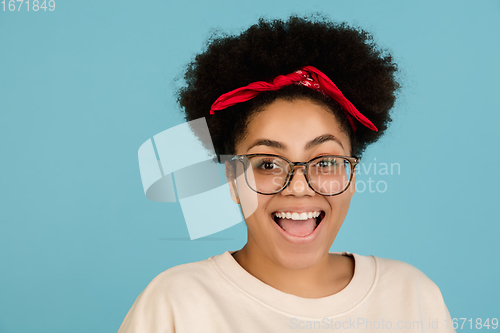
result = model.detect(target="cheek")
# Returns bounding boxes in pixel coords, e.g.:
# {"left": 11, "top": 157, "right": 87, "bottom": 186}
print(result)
{"left": 327, "top": 192, "right": 353, "bottom": 221}
{"left": 236, "top": 177, "right": 275, "bottom": 230}
{"left": 235, "top": 174, "right": 263, "bottom": 220}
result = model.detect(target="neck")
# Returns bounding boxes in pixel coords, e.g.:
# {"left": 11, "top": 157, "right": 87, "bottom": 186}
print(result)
{"left": 232, "top": 241, "right": 354, "bottom": 298}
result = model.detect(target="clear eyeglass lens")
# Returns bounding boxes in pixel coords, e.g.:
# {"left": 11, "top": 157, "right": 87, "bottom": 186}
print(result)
{"left": 244, "top": 155, "right": 351, "bottom": 195}
{"left": 245, "top": 156, "right": 290, "bottom": 193}
{"left": 307, "top": 156, "right": 351, "bottom": 195}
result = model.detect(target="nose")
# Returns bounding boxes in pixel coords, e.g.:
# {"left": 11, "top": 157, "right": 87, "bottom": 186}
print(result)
{"left": 281, "top": 166, "right": 315, "bottom": 196}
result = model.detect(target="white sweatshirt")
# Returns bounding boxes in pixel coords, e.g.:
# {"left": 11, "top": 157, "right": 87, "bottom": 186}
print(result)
{"left": 118, "top": 251, "right": 455, "bottom": 333}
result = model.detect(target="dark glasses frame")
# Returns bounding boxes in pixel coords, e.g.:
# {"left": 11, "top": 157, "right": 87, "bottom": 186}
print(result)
{"left": 231, "top": 153, "right": 359, "bottom": 196}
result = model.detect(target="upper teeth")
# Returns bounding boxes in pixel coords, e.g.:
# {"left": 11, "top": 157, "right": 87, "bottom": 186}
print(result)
{"left": 274, "top": 211, "right": 321, "bottom": 220}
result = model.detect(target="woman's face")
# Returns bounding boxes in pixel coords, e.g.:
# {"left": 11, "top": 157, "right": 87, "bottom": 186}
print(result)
{"left": 228, "top": 98, "right": 356, "bottom": 270}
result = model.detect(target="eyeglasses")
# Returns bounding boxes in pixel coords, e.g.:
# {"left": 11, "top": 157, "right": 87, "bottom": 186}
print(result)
{"left": 231, "top": 154, "right": 359, "bottom": 196}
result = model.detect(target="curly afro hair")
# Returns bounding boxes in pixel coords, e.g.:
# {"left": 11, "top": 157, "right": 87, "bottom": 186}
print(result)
{"left": 177, "top": 14, "right": 400, "bottom": 160}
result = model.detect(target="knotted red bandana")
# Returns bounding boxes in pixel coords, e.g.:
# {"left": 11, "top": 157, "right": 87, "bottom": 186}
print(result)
{"left": 209, "top": 65, "right": 378, "bottom": 132}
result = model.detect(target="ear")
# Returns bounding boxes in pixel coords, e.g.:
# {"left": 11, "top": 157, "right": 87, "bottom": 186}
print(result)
{"left": 225, "top": 161, "right": 240, "bottom": 205}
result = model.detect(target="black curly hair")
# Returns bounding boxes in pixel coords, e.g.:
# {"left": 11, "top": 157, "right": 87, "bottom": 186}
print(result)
{"left": 177, "top": 14, "right": 400, "bottom": 160}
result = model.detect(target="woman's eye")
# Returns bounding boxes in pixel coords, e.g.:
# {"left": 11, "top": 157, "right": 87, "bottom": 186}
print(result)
{"left": 260, "top": 160, "right": 278, "bottom": 169}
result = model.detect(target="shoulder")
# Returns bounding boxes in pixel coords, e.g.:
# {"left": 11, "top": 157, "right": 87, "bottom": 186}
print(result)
{"left": 371, "top": 255, "right": 445, "bottom": 301}
{"left": 117, "top": 254, "right": 223, "bottom": 332}
{"left": 144, "top": 255, "right": 221, "bottom": 297}
{"left": 374, "top": 255, "right": 436, "bottom": 282}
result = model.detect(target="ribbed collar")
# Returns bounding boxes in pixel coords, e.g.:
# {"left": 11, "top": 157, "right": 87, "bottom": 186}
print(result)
{"left": 211, "top": 251, "right": 377, "bottom": 318}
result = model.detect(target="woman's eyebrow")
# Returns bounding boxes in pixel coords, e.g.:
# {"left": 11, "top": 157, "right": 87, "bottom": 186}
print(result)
{"left": 305, "top": 134, "right": 344, "bottom": 150}
{"left": 247, "top": 134, "right": 344, "bottom": 152}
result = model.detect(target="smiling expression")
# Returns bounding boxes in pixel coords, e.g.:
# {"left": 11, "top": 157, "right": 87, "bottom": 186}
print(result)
{"left": 227, "top": 98, "right": 356, "bottom": 270}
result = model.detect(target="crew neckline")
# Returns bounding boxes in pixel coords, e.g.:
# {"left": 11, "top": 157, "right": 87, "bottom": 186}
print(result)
{"left": 212, "top": 251, "right": 377, "bottom": 318}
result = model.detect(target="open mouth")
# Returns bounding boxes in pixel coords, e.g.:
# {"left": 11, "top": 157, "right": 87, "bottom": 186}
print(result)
{"left": 272, "top": 211, "right": 325, "bottom": 237}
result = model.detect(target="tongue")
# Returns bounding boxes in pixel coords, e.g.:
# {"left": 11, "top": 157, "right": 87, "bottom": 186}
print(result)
{"left": 276, "top": 217, "right": 317, "bottom": 236}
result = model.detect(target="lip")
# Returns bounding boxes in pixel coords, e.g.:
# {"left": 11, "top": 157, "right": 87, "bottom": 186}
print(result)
{"left": 271, "top": 207, "right": 326, "bottom": 244}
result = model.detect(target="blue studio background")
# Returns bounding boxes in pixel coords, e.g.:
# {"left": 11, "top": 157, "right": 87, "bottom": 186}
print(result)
{"left": 1, "top": 1, "right": 499, "bottom": 332}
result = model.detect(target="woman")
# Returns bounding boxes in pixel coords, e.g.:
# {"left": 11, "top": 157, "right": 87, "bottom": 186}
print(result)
{"left": 118, "top": 15, "right": 455, "bottom": 332}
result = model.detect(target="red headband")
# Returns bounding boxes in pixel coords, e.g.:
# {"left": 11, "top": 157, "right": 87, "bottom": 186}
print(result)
{"left": 209, "top": 65, "right": 377, "bottom": 132}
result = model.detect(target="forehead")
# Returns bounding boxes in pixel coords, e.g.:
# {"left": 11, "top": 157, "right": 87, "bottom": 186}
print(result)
{"left": 237, "top": 98, "right": 351, "bottom": 156}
